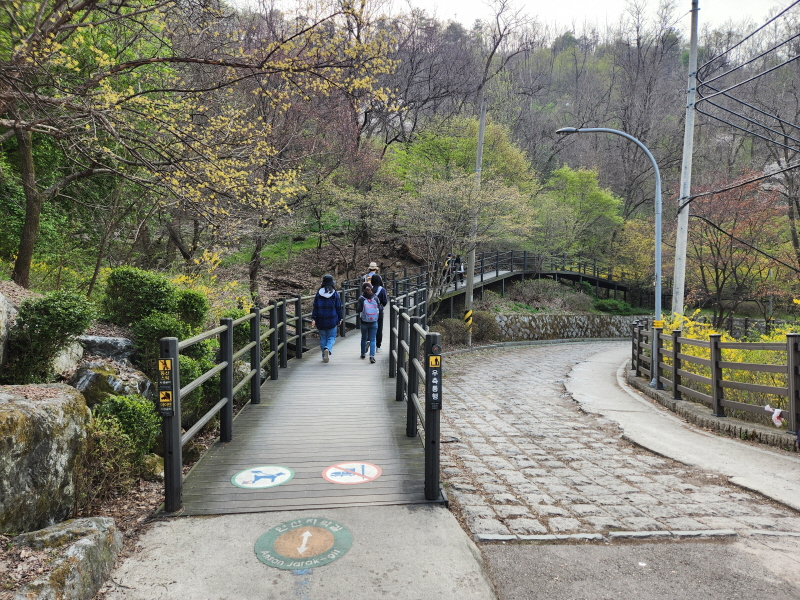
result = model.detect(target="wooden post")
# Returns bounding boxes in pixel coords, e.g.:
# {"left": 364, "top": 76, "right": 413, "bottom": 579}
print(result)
{"left": 635, "top": 321, "right": 643, "bottom": 378}
{"left": 407, "top": 316, "right": 420, "bottom": 438}
{"left": 389, "top": 300, "right": 397, "bottom": 378}
{"left": 710, "top": 333, "right": 724, "bottom": 417}
{"left": 295, "top": 295, "right": 303, "bottom": 359}
{"left": 219, "top": 317, "right": 234, "bottom": 443}
{"left": 395, "top": 308, "right": 408, "bottom": 403}
{"left": 159, "top": 337, "right": 182, "bottom": 513}
{"left": 787, "top": 333, "right": 800, "bottom": 435}
{"left": 672, "top": 329, "right": 682, "bottom": 400}
{"left": 250, "top": 307, "right": 261, "bottom": 404}
{"left": 278, "top": 300, "right": 288, "bottom": 369}
{"left": 269, "top": 301, "right": 279, "bottom": 380}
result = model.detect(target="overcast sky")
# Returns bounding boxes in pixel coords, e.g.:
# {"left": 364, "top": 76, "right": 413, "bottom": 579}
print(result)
{"left": 396, "top": 0, "right": 787, "bottom": 32}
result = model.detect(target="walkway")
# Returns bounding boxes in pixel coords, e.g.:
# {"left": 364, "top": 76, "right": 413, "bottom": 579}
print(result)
{"left": 179, "top": 334, "right": 431, "bottom": 515}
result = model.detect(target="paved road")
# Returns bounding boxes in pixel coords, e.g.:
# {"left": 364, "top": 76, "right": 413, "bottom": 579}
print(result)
{"left": 440, "top": 341, "right": 800, "bottom": 599}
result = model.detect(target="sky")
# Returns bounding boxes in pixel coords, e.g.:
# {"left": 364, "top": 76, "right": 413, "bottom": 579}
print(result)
{"left": 396, "top": 0, "right": 786, "bottom": 32}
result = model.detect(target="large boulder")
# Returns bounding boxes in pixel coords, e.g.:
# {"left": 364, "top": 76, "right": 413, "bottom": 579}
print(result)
{"left": 68, "top": 360, "right": 155, "bottom": 408}
{"left": 52, "top": 341, "right": 85, "bottom": 377}
{"left": 0, "top": 291, "right": 18, "bottom": 368}
{"left": 77, "top": 335, "right": 135, "bottom": 363}
{"left": 12, "top": 517, "right": 123, "bottom": 600}
{"left": 0, "top": 384, "right": 90, "bottom": 535}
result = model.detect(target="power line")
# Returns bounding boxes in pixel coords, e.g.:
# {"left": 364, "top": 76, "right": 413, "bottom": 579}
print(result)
{"left": 698, "top": 0, "right": 800, "bottom": 71}
{"left": 690, "top": 214, "right": 800, "bottom": 273}
{"left": 679, "top": 161, "right": 800, "bottom": 211}
{"left": 695, "top": 107, "right": 800, "bottom": 153}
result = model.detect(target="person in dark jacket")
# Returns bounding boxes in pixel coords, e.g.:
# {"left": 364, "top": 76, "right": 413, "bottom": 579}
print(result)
{"left": 311, "top": 274, "right": 343, "bottom": 363}
{"left": 370, "top": 274, "right": 389, "bottom": 352}
{"left": 358, "top": 282, "right": 379, "bottom": 363}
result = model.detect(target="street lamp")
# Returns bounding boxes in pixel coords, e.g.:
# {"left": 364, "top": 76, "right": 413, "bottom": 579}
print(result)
{"left": 556, "top": 127, "right": 663, "bottom": 386}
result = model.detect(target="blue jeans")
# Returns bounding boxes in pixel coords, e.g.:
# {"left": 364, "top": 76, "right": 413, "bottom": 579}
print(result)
{"left": 360, "top": 321, "right": 377, "bottom": 357}
{"left": 318, "top": 326, "right": 338, "bottom": 356}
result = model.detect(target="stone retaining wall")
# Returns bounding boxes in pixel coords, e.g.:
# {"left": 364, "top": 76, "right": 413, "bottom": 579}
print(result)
{"left": 495, "top": 313, "right": 645, "bottom": 342}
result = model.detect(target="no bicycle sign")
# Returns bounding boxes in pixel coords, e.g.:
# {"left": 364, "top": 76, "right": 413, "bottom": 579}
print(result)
{"left": 322, "top": 462, "right": 382, "bottom": 484}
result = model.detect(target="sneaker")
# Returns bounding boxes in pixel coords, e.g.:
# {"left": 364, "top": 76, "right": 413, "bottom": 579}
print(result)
{"left": 376, "top": 347, "right": 382, "bottom": 353}
{"left": 360, "top": 354, "right": 365, "bottom": 359}
{"left": 370, "top": 356, "right": 376, "bottom": 363}
{"left": 323, "top": 348, "right": 329, "bottom": 363}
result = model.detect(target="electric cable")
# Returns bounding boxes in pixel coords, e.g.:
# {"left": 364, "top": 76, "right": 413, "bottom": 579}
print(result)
{"left": 696, "top": 107, "right": 800, "bottom": 153}
{"left": 698, "top": 0, "right": 800, "bottom": 70}
{"left": 679, "top": 162, "right": 800, "bottom": 211}
{"left": 690, "top": 214, "right": 800, "bottom": 274}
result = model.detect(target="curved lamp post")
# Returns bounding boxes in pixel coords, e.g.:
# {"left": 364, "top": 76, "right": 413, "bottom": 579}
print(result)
{"left": 556, "top": 127, "right": 662, "bottom": 386}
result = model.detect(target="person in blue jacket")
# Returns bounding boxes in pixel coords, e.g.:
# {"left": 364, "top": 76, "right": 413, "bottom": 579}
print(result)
{"left": 311, "top": 274, "right": 343, "bottom": 363}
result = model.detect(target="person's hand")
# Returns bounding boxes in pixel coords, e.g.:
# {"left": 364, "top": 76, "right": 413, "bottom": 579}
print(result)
{"left": 311, "top": 319, "right": 316, "bottom": 328}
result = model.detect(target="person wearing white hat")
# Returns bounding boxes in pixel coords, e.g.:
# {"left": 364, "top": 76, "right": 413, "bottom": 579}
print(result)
{"left": 363, "top": 261, "right": 379, "bottom": 283}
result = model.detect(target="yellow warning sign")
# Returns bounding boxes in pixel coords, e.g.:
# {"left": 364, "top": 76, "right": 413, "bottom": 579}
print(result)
{"left": 429, "top": 356, "right": 441, "bottom": 368}
{"left": 653, "top": 320, "right": 664, "bottom": 328}
{"left": 158, "top": 359, "right": 172, "bottom": 371}
{"left": 159, "top": 390, "right": 172, "bottom": 407}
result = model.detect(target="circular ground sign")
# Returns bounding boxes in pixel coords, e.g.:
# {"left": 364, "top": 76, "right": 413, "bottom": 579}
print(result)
{"left": 231, "top": 466, "right": 294, "bottom": 489}
{"left": 322, "top": 462, "right": 382, "bottom": 484}
{"left": 255, "top": 518, "right": 352, "bottom": 570}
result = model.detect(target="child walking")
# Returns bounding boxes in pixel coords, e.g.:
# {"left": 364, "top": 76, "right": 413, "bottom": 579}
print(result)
{"left": 358, "top": 282, "right": 379, "bottom": 363}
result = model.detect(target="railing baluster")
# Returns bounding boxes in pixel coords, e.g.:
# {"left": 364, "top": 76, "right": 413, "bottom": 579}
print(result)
{"left": 295, "top": 295, "right": 303, "bottom": 359}
{"left": 396, "top": 308, "right": 408, "bottom": 403}
{"left": 672, "top": 329, "right": 681, "bottom": 400}
{"left": 269, "top": 301, "right": 279, "bottom": 380}
{"left": 711, "top": 333, "right": 724, "bottom": 417}
{"left": 159, "top": 336, "right": 182, "bottom": 513}
{"left": 220, "top": 317, "right": 234, "bottom": 443}
{"left": 407, "top": 316, "right": 420, "bottom": 437}
{"left": 250, "top": 307, "right": 261, "bottom": 404}
{"left": 279, "top": 299, "right": 288, "bottom": 368}
{"left": 787, "top": 333, "right": 799, "bottom": 436}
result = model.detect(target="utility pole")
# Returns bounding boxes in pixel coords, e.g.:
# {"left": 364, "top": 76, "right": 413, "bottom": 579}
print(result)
{"left": 672, "top": 0, "right": 700, "bottom": 317}
{"left": 464, "top": 97, "right": 487, "bottom": 346}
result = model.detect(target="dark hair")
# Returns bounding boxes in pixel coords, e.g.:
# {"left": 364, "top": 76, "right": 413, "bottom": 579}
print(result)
{"left": 321, "top": 274, "right": 335, "bottom": 293}
{"left": 361, "top": 282, "right": 373, "bottom": 298}
{"left": 370, "top": 274, "right": 383, "bottom": 289}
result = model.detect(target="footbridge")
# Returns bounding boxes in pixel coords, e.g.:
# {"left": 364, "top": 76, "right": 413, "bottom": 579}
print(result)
{"left": 155, "top": 251, "right": 630, "bottom": 515}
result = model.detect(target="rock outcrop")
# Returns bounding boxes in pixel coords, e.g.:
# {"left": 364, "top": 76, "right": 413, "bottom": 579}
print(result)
{"left": 68, "top": 360, "right": 155, "bottom": 408}
{"left": 77, "top": 335, "right": 136, "bottom": 363}
{"left": 0, "top": 291, "right": 17, "bottom": 368}
{"left": 0, "top": 384, "right": 90, "bottom": 534}
{"left": 12, "top": 517, "right": 123, "bottom": 600}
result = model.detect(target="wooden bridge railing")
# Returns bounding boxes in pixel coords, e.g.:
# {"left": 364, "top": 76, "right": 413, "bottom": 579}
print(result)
{"left": 631, "top": 320, "right": 799, "bottom": 436}
{"left": 388, "top": 286, "right": 444, "bottom": 501}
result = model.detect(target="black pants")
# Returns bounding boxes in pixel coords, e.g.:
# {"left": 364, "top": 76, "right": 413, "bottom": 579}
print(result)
{"left": 376, "top": 309, "right": 385, "bottom": 348}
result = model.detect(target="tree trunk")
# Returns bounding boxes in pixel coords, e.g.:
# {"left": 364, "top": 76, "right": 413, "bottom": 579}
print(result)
{"left": 11, "top": 128, "right": 42, "bottom": 289}
{"left": 249, "top": 234, "right": 266, "bottom": 305}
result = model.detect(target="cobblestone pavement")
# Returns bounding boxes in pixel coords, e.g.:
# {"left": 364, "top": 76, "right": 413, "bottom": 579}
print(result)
{"left": 440, "top": 342, "right": 800, "bottom": 541}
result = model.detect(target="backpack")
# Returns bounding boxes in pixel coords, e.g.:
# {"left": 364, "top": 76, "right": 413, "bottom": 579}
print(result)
{"left": 361, "top": 297, "right": 379, "bottom": 322}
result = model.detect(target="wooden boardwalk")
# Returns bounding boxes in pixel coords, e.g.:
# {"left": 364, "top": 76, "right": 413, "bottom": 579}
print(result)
{"left": 179, "top": 333, "right": 431, "bottom": 516}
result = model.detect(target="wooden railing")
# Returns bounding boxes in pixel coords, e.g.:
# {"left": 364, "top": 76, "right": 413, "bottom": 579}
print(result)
{"left": 631, "top": 320, "right": 799, "bottom": 436}
{"left": 387, "top": 286, "right": 444, "bottom": 501}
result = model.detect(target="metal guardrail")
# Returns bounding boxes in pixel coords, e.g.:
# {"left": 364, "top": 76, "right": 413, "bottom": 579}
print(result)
{"left": 631, "top": 319, "right": 799, "bottom": 436}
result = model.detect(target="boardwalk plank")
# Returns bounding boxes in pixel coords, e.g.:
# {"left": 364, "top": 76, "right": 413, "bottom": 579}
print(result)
{"left": 177, "top": 334, "right": 433, "bottom": 515}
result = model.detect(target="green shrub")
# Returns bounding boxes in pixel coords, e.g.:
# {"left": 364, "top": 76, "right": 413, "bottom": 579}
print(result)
{"left": 221, "top": 308, "right": 251, "bottom": 349}
{"left": 563, "top": 292, "right": 594, "bottom": 312}
{"left": 178, "top": 353, "right": 217, "bottom": 427}
{"left": 471, "top": 310, "right": 501, "bottom": 343}
{"left": 3, "top": 290, "right": 96, "bottom": 384}
{"left": 594, "top": 298, "right": 634, "bottom": 315}
{"left": 431, "top": 318, "right": 467, "bottom": 346}
{"left": 509, "top": 279, "right": 593, "bottom": 313}
{"left": 132, "top": 312, "right": 190, "bottom": 378}
{"left": 73, "top": 416, "right": 137, "bottom": 514}
{"left": 103, "top": 266, "right": 176, "bottom": 326}
{"left": 176, "top": 288, "right": 210, "bottom": 329}
{"left": 95, "top": 394, "right": 161, "bottom": 463}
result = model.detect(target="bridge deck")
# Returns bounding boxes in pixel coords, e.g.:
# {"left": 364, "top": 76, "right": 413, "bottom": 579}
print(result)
{"left": 179, "top": 334, "right": 430, "bottom": 516}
